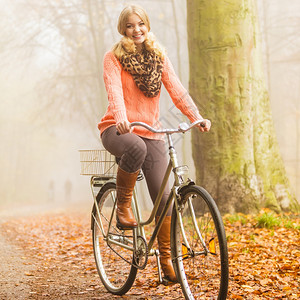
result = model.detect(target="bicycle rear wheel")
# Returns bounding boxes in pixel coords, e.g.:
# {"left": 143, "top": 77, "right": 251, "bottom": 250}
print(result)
{"left": 92, "top": 182, "right": 137, "bottom": 295}
{"left": 171, "top": 185, "right": 228, "bottom": 299}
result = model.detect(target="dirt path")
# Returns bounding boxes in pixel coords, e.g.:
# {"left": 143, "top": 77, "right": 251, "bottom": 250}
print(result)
{"left": 0, "top": 228, "right": 34, "bottom": 299}
{"left": 0, "top": 226, "right": 121, "bottom": 300}
{"left": 0, "top": 203, "right": 167, "bottom": 299}
{"left": 0, "top": 204, "right": 38, "bottom": 300}
{"left": 0, "top": 203, "right": 109, "bottom": 299}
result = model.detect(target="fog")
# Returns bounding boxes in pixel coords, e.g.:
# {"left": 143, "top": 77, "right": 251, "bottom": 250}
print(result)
{"left": 258, "top": 0, "right": 300, "bottom": 201}
{"left": 0, "top": 0, "right": 299, "bottom": 211}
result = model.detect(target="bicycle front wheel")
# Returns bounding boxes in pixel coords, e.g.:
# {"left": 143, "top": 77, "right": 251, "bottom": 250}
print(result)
{"left": 92, "top": 182, "right": 137, "bottom": 295}
{"left": 171, "top": 185, "right": 228, "bottom": 299}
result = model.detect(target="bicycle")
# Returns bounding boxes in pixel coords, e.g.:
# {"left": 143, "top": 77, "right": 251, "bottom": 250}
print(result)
{"left": 79, "top": 120, "right": 229, "bottom": 300}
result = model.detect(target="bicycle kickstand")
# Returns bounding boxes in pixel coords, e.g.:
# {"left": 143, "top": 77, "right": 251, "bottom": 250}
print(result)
{"left": 155, "top": 250, "right": 164, "bottom": 284}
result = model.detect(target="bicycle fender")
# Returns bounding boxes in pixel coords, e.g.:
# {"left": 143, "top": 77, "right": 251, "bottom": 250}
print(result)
{"left": 177, "top": 180, "right": 195, "bottom": 195}
{"left": 91, "top": 180, "right": 116, "bottom": 230}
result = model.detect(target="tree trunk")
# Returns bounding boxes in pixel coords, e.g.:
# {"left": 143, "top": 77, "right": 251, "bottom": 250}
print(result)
{"left": 186, "top": 0, "right": 299, "bottom": 213}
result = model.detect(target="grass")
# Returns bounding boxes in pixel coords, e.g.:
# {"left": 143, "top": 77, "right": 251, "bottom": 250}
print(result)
{"left": 225, "top": 209, "right": 300, "bottom": 230}
{"left": 256, "top": 211, "right": 281, "bottom": 229}
{"left": 225, "top": 213, "right": 247, "bottom": 225}
{"left": 281, "top": 215, "right": 300, "bottom": 230}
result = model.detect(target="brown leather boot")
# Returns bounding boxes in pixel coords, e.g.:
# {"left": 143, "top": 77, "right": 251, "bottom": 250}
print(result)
{"left": 156, "top": 216, "right": 177, "bottom": 282}
{"left": 116, "top": 167, "right": 139, "bottom": 229}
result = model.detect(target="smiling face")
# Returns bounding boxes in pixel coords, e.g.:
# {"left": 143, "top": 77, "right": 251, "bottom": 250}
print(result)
{"left": 125, "top": 13, "right": 149, "bottom": 50}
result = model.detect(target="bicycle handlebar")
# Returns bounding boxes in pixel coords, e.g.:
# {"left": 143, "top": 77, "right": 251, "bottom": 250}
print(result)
{"left": 130, "top": 120, "right": 205, "bottom": 134}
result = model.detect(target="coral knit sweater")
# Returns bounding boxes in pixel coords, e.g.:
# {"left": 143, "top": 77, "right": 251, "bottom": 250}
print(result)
{"left": 98, "top": 51, "right": 202, "bottom": 140}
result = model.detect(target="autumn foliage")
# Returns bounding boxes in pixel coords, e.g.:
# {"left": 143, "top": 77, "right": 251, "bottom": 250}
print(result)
{"left": 1, "top": 208, "right": 299, "bottom": 299}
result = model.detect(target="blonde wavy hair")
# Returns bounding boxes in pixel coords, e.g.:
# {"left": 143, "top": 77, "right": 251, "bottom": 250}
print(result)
{"left": 112, "top": 5, "right": 166, "bottom": 59}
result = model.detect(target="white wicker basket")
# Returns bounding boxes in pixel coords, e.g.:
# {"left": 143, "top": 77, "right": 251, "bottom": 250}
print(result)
{"left": 79, "top": 150, "right": 117, "bottom": 176}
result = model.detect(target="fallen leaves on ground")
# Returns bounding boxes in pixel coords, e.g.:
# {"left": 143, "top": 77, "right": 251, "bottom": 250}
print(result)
{"left": 1, "top": 208, "right": 299, "bottom": 299}
{"left": 225, "top": 210, "right": 300, "bottom": 299}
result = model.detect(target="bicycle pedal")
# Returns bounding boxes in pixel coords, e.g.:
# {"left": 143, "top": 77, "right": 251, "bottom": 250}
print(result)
{"left": 116, "top": 223, "right": 127, "bottom": 230}
{"left": 116, "top": 219, "right": 137, "bottom": 231}
{"left": 116, "top": 224, "right": 134, "bottom": 231}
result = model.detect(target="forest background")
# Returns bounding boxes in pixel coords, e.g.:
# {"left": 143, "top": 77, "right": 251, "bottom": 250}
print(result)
{"left": 0, "top": 0, "right": 299, "bottom": 210}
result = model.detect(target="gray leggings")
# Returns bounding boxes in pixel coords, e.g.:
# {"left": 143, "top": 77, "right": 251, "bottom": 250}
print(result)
{"left": 101, "top": 126, "right": 172, "bottom": 216}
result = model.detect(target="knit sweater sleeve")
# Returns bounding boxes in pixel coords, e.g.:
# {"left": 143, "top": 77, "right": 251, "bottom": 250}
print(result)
{"left": 162, "top": 55, "right": 203, "bottom": 123}
{"left": 103, "top": 51, "right": 128, "bottom": 124}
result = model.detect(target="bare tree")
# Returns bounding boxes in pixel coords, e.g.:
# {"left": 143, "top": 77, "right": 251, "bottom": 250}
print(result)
{"left": 3, "top": 0, "right": 116, "bottom": 138}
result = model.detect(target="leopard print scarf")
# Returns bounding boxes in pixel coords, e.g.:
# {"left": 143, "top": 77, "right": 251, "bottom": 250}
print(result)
{"left": 119, "top": 49, "right": 163, "bottom": 98}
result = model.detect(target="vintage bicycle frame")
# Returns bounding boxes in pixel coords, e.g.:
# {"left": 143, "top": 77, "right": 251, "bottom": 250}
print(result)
{"left": 91, "top": 121, "right": 207, "bottom": 267}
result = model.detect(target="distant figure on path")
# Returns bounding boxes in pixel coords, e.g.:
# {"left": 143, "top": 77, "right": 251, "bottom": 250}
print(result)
{"left": 64, "top": 180, "right": 72, "bottom": 202}
{"left": 48, "top": 180, "right": 54, "bottom": 202}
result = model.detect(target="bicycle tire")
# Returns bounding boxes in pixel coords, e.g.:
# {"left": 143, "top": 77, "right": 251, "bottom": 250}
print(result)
{"left": 92, "top": 182, "right": 137, "bottom": 295}
{"left": 171, "top": 185, "right": 229, "bottom": 300}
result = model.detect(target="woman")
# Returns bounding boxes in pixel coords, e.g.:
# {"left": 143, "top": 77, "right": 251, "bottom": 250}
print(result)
{"left": 98, "top": 4, "right": 211, "bottom": 282}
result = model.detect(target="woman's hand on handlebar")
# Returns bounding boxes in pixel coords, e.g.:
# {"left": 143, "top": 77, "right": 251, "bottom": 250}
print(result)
{"left": 198, "top": 119, "right": 211, "bottom": 132}
{"left": 117, "top": 119, "right": 211, "bottom": 134}
{"left": 116, "top": 120, "right": 132, "bottom": 135}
